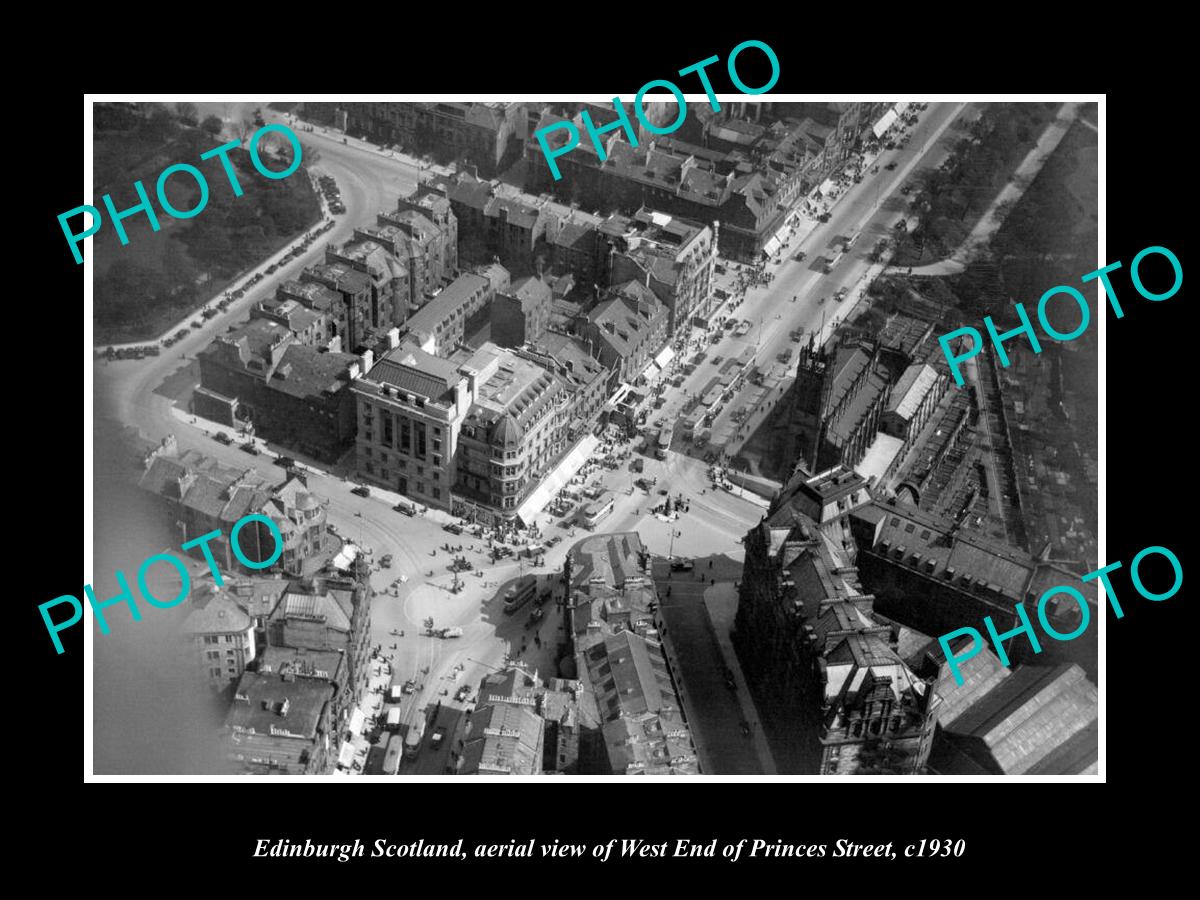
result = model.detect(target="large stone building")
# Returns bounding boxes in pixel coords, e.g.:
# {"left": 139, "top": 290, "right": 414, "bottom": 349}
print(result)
{"left": 880, "top": 362, "right": 949, "bottom": 448}
{"left": 734, "top": 495, "right": 940, "bottom": 774}
{"left": 138, "top": 439, "right": 334, "bottom": 577}
{"left": 582, "top": 281, "right": 669, "bottom": 388}
{"left": 920, "top": 641, "right": 1098, "bottom": 775}
{"left": 400, "top": 269, "right": 505, "bottom": 357}
{"left": 195, "top": 319, "right": 359, "bottom": 462}
{"left": 264, "top": 573, "right": 373, "bottom": 723}
{"left": 351, "top": 343, "right": 472, "bottom": 512}
{"left": 453, "top": 343, "right": 570, "bottom": 524}
{"left": 250, "top": 295, "right": 338, "bottom": 351}
{"left": 491, "top": 276, "right": 552, "bottom": 348}
{"left": 453, "top": 668, "right": 585, "bottom": 776}
{"left": 563, "top": 532, "right": 699, "bottom": 775}
{"left": 609, "top": 208, "right": 716, "bottom": 334}
{"left": 339, "top": 101, "right": 525, "bottom": 177}
{"left": 847, "top": 502, "right": 1097, "bottom": 678}
{"left": 181, "top": 588, "right": 257, "bottom": 691}
{"left": 299, "top": 261, "right": 377, "bottom": 353}
{"left": 222, "top": 669, "right": 335, "bottom": 775}
{"left": 515, "top": 333, "right": 610, "bottom": 440}
{"left": 786, "top": 339, "right": 892, "bottom": 477}
{"left": 275, "top": 279, "right": 346, "bottom": 349}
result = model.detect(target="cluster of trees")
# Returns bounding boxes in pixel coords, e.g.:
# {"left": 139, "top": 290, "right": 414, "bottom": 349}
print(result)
{"left": 893, "top": 103, "right": 1061, "bottom": 267}
{"left": 94, "top": 103, "right": 319, "bottom": 342}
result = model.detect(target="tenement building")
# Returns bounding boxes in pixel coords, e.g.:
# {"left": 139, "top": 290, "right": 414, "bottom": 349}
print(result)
{"left": 223, "top": 669, "right": 335, "bottom": 775}
{"left": 734, "top": 486, "right": 940, "bottom": 774}
{"left": 339, "top": 101, "right": 525, "bottom": 177}
{"left": 847, "top": 502, "right": 1097, "bottom": 678}
{"left": 139, "top": 438, "right": 333, "bottom": 576}
{"left": 453, "top": 343, "right": 570, "bottom": 524}
{"left": 609, "top": 208, "right": 717, "bottom": 334}
{"left": 562, "top": 532, "right": 699, "bottom": 775}
{"left": 582, "top": 281, "right": 669, "bottom": 387}
{"left": 195, "top": 318, "right": 359, "bottom": 462}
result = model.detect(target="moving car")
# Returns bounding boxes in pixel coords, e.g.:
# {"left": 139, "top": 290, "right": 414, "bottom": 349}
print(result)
{"left": 431, "top": 726, "right": 447, "bottom": 748}
{"left": 834, "top": 288, "right": 849, "bottom": 302}
{"left": 380, "top": 554, "right": 393, "bottom": 568}
{"left": 885, "top": 162, "right": 898, "bottom": 171}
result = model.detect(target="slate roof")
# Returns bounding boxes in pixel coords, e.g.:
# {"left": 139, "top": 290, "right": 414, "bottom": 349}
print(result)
{"left": 225, "top": 671, "right": 333, "bottom": 739}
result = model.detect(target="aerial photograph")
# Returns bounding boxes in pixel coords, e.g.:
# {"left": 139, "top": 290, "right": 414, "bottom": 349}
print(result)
{"left": 87, "top": 97, "right": 1099, "bottom": 776}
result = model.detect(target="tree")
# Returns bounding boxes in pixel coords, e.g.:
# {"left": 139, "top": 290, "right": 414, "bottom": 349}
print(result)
{"left": 200, "top": 115, "right": 223, "bottom": 137}
{"left": 175, "top": 102, "right": 199, "bottom": 126}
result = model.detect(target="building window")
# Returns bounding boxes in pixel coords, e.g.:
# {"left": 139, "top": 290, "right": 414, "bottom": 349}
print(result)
{"left": 207, "top": 650, "right": 220, "bottom": 660}
{"left": 366, "top": 463, "right": 375, "bottom": 475}
{"left": 224, "top": 635, "right": 233, "bottom": 643}
{"left": 210, "top": 668, "right": 222, "bottom": 678}
{"left": 432, "top": 487, "right": 441, "bottom": 500}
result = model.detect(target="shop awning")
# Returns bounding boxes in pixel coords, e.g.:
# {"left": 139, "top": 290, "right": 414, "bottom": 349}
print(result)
{"left": 654, "top": 346, "right": 675, "bottom": 370}
{"left": 873, "top": 109, "right": 898, "bottom": 139}
{"left": 348, "top": 707, "right": 365, "bottom": 734}
{"left": 762, "top": 235, "right": 782, "bottom": 257}
{"left": 608, "top": 382, "right": 634, "bottom": 407}
{"left": 641, "top": 361, "right": 660, "bottom": 382}
{"left": 818, "top": 178, "right": 836, "bottom": 197}
{"left": 337, "top": 741, "right": 356, "bottom": 768}
{"left": 516, "top": 435, "right": 600, "bottom": 526}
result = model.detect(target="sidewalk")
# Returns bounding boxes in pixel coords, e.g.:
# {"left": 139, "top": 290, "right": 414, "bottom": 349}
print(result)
{"left": 703, "top": 582, "right": 778, "bottom": 774}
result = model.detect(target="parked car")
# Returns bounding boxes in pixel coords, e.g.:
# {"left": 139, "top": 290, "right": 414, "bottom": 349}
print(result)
{"left": 443, "top": 522, "right": 464, "bottom": 535}
{"left": 351, "top": 485, "right": 370, "bottom": 498}
{"left": 885, "top": 161, "right": 898, "bottom": 171}
{"left": 393, "top": 501, "right": 417, "bottom": 517}
{"left": 214, "top": 432, "right": 233, "bottom": 445}
{"left": 240, "top": 441, "right": 260, "bottom": 455}
{"left": 274, "top": 456, "right": 296, "bottom": 469}
{"left": 380, "top": 554, "right": 393, "bottom": 568}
